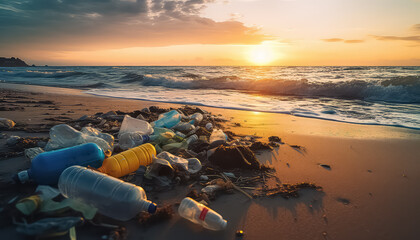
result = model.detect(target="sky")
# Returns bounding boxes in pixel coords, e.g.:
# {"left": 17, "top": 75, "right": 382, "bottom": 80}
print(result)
{"left": 0, "top": 0, "right": 419, "bottom": 66}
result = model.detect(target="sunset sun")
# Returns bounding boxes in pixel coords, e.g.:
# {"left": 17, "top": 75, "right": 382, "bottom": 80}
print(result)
{"left": 247, "top": 43, "right": 277, "bottom": 65}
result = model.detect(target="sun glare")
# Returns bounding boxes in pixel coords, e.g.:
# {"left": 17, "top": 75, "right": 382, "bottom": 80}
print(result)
{"left": 247, "top": 43, "right": 277, "bottom": 66}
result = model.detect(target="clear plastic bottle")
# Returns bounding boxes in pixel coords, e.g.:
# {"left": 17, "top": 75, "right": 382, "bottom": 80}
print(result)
{"left": 189, "top": 113, "right": 203, "bottom": 125}
{"left": 59, "top": 166, "right": 157, "bottom": 221}
{"left": 118, "top": 132, "right": 150, "bottom": 150}
{"left": 119, "top": 115, "right": 154, "bottom": 136}
{"left": 178, "top": 197, "right": 227, "bottom": 231}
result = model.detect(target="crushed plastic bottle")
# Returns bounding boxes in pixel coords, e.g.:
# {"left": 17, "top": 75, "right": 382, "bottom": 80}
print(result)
{"left": 209, "top": 129, "right": 228, "bottom": 143}
{"left": 59, "top": 166, "right": 157, "bottom": 221}
{"left": 162, "top": 134, "right": 198, "bottom": 153}
{"left": 14, "top": 143, "right": 105, "bottom": 185}
{"left": 81, "top": 127, "right": 114, "bottom": 149}
{"left": 151, "top": 110, "right": 181, "bottom": 128}
{"left": 119, "top": 115, "right": 154, "bottom": 136}
{"left": 156, "top": 151, "right": 202, "bottom": 174}
{"left": 173, "top": 122, "right": 195, "bottom": 132}
{"left": 178, "top": 197, "right": 227, "bottom": 231}
{"left": 97, "top": 143, "right": 156, "bottom": 178}
{"left": 45, "top": 124, "right": 113, "bottom": 154}
{"left": 119, "top": 132, "right": 150, "bottom": 150}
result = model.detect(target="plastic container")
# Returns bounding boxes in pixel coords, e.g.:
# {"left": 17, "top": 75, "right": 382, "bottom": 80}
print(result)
{"left": 45, "top": 124, "right": 113, "bottom": 154}
{"left": 118, "top": 132, "right": 150, "bottom": 150}
{"left": 209, "top": 129, "right": 228, "bottom": 143}
{"left": 151, "top": 110, "right": 181, "bottom": 128}
{"left": 58, "top": 166, "right": 156, "bottom": 221}
{"left": 97, "top": 143, "right": 156, "bottom": 178}
{"left": 162, "top": 134, "right": 198, "bottom": 153}
{"left": 173, "top": 122, "right": 195, "bottom": 132}
{"left": 119, "top": 115, "right": 154, "bottom": 136}
{"left": 178, "top": 197, "right": 227, "bottom": 231}
{"left": 189, "top": 113, "right": 203, "bottom": 125}
{"left": 15, "top": 143, "right": 105, "bottom": 185}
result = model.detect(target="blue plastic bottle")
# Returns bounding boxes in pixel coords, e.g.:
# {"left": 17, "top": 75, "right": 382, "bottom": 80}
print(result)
{"left": 15, "top": 143, "right": 105, "bottom": 185}
{"left": 151, "top": 110, "right": 181, "bottom": 128}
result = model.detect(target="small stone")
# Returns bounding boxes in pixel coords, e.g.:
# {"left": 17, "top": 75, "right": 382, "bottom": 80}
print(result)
{"left": 320, "top": 164, "right": 331, "bottom": 170}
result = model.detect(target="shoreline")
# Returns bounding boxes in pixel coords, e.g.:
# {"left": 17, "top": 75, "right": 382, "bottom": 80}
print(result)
{"left": 1, "top": 83, "right": 420, "bottom": 240}
{"left": 2, "top": 82, "right": 419, "bottom": 140}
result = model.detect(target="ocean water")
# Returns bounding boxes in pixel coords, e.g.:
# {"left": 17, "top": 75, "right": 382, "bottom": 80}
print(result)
{"left": 1, "top": 66, "right": 419, "bottom": 129}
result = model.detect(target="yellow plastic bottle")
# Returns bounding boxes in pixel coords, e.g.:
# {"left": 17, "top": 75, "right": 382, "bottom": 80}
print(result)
{"left": 97, "top": 143, "right": 156, "bottom": 178}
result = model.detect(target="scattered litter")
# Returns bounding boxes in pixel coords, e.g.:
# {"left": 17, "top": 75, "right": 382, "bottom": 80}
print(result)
{"left": 178, "top": 197, "right": 227, "bottom": 231}
{"left": 0, "top": 117, "right": 16, "bottom": 129}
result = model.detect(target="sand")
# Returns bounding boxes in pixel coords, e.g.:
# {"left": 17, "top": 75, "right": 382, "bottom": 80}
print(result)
{"left": 1, "top": 82, "right": 420, "bottom": 240}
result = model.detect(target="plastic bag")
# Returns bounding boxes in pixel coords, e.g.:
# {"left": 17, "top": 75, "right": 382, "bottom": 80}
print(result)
{"left": 119, "top": 115, "right": 153, "bottom": 136}
{"left": 45, "top": 124, "right": 113, "bottom": 154}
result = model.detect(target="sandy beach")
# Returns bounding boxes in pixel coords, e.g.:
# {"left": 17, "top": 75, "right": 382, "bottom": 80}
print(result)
{"left": 1, "top": 82, "right": 420, "bottom": 240}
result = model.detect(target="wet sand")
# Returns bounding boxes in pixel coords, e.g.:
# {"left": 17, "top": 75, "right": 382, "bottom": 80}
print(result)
{"left": 1, "top": 83, "right": 420, "bottom": 240}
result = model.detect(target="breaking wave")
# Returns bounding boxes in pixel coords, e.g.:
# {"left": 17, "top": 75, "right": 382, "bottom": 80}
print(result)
{"left": 118, "top": 74, "right": 420, "bottom": 103}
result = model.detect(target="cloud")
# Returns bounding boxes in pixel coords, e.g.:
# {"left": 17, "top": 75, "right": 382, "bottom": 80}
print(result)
{"left": 410, "top": 24, "right": 420, "bottom": 33}
{"left": 0, "top": 0, "right": 268, "bottom": 53}
{"left": 371, "top": 24, "right": 420, "bottom": 44}
{"left": 322, "top": 38, "right": 364, "bottom": 43}
{"left": 372, "top": 35, "right": 420, "bottom": 43}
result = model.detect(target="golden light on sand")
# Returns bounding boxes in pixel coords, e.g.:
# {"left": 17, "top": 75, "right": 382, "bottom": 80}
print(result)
{"left": 247, "top": 43, "right": 277, "bottom": 66}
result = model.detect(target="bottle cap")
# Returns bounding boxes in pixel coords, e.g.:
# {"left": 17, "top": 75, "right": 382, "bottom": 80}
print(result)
{"left": 14, "top": 170, "right": 30, "bottom": 184}
{"left": 148, "top": 203, "right": 157, "bottom": 214}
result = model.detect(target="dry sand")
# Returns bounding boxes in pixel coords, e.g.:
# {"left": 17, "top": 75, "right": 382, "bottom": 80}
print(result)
{"left": 1, "top": 83, "right": 420, "bottom": 240}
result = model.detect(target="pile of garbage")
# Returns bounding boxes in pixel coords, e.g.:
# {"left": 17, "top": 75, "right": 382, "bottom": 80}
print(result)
{"left": 1, "top": 106, "right": 322, "bottom": 238}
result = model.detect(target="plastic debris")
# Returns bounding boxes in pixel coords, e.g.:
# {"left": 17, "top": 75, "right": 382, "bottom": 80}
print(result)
{"left": 0, "top": 117, "right": 15, "bottom": 129}
{"left": 209, "top": 129, "right": 227, "bottom": 143}
{"left": 156, "top": 151, "right": 202, "bottom": 174}
{"left": 97, "top": 143, "right": 155, "bottom": 178}
{"left": 59, "top": 166, "right": 157, "bottom": 221}
{"left": 15, "top": 143, "right": 105, "bottom": 185}
{"left": 14, "top": 217, "right": 83, "bottom": 236}
{"left": 24, "top": 147, "right": 44, "bottom": 160}
{"left": 178, "top": 197, "right": 227, "bottom": 231}
{"left": 45, "top": 124, "right": 113, "bottom": 154}
{"left": 119, "top": 115, "right": 154, "bottom": 136}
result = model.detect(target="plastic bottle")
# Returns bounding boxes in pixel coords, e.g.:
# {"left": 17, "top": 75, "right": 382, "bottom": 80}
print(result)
{"left": 162, "top": 134, "right": 198, "bottom": 153}
{"left": 58, "top": 166, "right": 156, "bottom": 221}
{"left": 178, "top": 197, "right": 227, "bottom": 231}
{"left": 118, "top": 132, "right": 150, "bottom": 150}
{"left": 97, "top": 143, "right": 156, "bottom": 178}
{"left": 151, "top": 110, "right": 181, "bottom": 128}
{"left": 173, "top": 122, "right": 195, "bottom": 132}
{"left": 189, "top": 113, "right": 203, "bottom": 125}
{"left": 14, "top": 143, "right": 105, "bottom": 185}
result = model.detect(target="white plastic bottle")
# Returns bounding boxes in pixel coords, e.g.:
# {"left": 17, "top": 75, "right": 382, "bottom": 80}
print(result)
{"left": 178, "top": 197, "right": 227, "bottom": 231}
{"left": 58, "top": 166, "right": 157, "bottom": 221}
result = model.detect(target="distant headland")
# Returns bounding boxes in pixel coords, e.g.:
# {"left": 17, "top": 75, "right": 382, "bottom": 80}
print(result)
{"left": 0, "top": 57, "right": 31, "bottom": 67}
